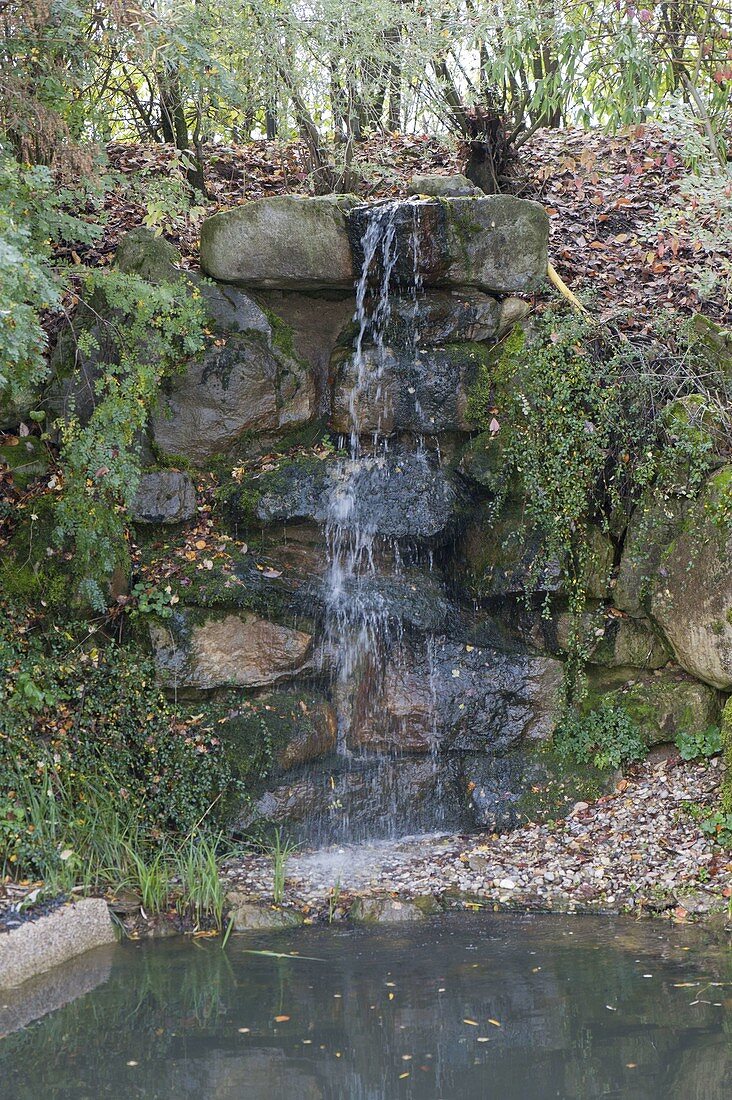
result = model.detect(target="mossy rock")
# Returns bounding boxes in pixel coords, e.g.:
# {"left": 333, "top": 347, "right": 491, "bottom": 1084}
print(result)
{"left": 585, "top": 666, "right": 722, "bottom": 746}
{"left": 648, "top": 465, "right": 732, "bottom": 690}
{"left": 198, "top": 689, "right": 337, "bottom": 786}
{"left": 200, "top": 194, "right": 359, "bottom": 290}
{"left": 691, "top": 313, "right": 732, "bottom": 378}
{"left": 0, "top": 437, "right": 49, "bottom": 489}
{"left": 462, "top": 503, "right": 613, "bottom": 600}
{"left": 614, "top": 490, "right": 691, "bottom": 616}
{"left": 113, "top": 227, "right": 183, "bottom": 284}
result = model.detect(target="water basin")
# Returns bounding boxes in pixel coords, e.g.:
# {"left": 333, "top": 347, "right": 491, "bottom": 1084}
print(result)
{"left": 1, "top": 913, "right": 730, "bottom": 1098}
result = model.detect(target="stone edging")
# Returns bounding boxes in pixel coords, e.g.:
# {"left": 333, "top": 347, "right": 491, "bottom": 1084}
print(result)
{"left": 0, "top": 897, "right": 116, "bottom": 989}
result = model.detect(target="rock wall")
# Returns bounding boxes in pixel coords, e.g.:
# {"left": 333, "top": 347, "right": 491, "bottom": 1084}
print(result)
{"left": 57, "top": 187, "right": 728, "bottom": 839}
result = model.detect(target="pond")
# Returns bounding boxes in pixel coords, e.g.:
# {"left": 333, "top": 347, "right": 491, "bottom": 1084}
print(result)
{"left": 1, "top": 914, "right": 730, "bottom": 1098}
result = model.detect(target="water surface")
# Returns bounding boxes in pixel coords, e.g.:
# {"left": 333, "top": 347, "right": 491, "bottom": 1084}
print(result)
{"left": 1, "top": 914, "right": 730, "bottom": 1098}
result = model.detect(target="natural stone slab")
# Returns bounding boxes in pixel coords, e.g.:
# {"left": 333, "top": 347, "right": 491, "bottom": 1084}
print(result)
{"left": 350, "top": 896, "right": 437, "bottom": 923}
{"left": 409, "top": 173, "right": 483, "bottom": 197}
{"left": 130, "top": 469, "right": 197, "bottom": 524}
{"left": 0, "top": 898, "right": 116, "bottom": 989}
{"left": 150, "top": 611, "right": 313, "bottom": 692}
{"left": 226, "top": 898, "right": 304, "bottom": 931}
{"left": 200, "top": 194, "right": 359, "bottom": 289}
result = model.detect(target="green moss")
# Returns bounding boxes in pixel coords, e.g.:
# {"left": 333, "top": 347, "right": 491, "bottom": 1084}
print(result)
{"left": 263, "top": 308, "right": 296, "bottom": 358}
{"left": 515, "top": 746, "right": 611, "bottom": 823}
{"left": 0, "top": 437, "right": 49, "bottom": 488}
{"left": 464, "top": 324, "right": 525, "bottom": 427}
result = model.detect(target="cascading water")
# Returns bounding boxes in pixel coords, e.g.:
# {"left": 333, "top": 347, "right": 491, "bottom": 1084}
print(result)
{"left": 310, "top": 201, "right": 456, "bottom": 844}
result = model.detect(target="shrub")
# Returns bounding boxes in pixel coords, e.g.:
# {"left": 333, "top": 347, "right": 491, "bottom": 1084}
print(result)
{"left": 0, "top": 604, "right": 235, "bottom": 881}
{"left": 553, "top": 701, "right": 646, "bottom": 772}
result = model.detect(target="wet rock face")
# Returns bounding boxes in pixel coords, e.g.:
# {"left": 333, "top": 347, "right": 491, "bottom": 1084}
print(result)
{"left": 246, "top": 451, "right": 469, "bottom": 543}
{"left": 354, "top": 289, "right": 501, "bottom": 347}
{"left": 345, "top": 641, "right": 563, "bottom": 755}
{"left": 330, "top": 342, "right": 488, "bottom": 436}
{"left": 200, "top": 194, "right": 359, "bottom": 289}
{"left": 149, "top": 611, "right": 313, "bottom": 693}
{"left": 130, "top": 469, "right": 197, "bottom": 524}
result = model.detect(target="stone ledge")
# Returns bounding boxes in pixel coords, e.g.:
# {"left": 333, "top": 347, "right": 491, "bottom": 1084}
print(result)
{"left": 0, "top": 897, "right": 116, "bottom": 989}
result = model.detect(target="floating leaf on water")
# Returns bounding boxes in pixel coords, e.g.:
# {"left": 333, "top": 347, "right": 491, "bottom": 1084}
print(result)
{"left": 242, "top": 950, "right": 324, "bottom": 960}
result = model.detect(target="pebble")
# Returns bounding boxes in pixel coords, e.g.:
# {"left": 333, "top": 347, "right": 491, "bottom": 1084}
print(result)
{"left": 223, "top": 758, "right": 732, "bottom": 923}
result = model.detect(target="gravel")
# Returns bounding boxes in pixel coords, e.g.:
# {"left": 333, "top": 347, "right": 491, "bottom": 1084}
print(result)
{"left": 224, "top": 757, "right": 732, "bottom": 922}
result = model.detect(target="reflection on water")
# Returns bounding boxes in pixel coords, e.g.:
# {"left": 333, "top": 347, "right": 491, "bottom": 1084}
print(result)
{"left": 1, "top": 914, "right": 731, "bottom": 1099}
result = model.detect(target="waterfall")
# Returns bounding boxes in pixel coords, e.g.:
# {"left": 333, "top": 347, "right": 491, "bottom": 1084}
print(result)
{"left": 311, "top": 201, "right": 453, "bottom": 844}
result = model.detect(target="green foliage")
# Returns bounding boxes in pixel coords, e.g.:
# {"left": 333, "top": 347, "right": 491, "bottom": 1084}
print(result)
{"left": 264, "top": 827, "right": 298, "bottom": 905}
{"left": 554, "top": 701, "right": 646, "bottom": 772}
{"left": 128, "top": 580, "right": 180, "bottom": 622}
{"left": 675, "top": 725, "right": 722, "bottom": 761}
{"left": 468, "top": 308, "right": 727, "bottom": 699}
{"left": 0, "top": 154, "right": 101, "bottom": 406}
{"left": 0, "top": 604, "right": 235, "bottom": 882}
{"left": 699, "top": 811, "right": 732, "bottom": 848}
{"left": 174, "top": 834, "right": 227, "bottom": 929}
{"left": 53, "top": 267, "right": 206, "bottom": 609}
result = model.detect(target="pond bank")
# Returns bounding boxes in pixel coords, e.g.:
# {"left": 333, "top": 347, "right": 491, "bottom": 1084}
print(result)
{"left": 224, "top": 756, "right": 732, "bottom": 927}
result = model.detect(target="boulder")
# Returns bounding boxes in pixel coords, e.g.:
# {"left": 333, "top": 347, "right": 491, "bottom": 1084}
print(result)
{"left": 648, "top": 467, "right": 732, "bottom": 689}
{"left": 345, "top": 640, "right": 564, "bottom": 755}
{"left": 226, "top": 898, "right": 304, "bottom": 931}
{"left": 350, "top": 896, "right": 436, "bottom": 923}
{"left": 330, "top": 342, "right": 490, "bottom": 436}
{"left": 113, "top": 227, "right": 182, "bottom": 284}
{"left": 409, "top": 173, "right": 482, "bottom": 197}
{"left": 130, "top": 469, "right": 197, "bottom": 524}
{"left": 151, "top": 318, "right": 315, "bottom": 462}
{"left": 200, "top": 194, "right": 359, "bottom": 289}
{"left": 348, "top": 196, "right": 548, "bottom": 295}
{"left": 497, "top": 296, "right": 532, "bottom": 336}
{"left": 149, "top": 611, "right": 313, "bottom": 693}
